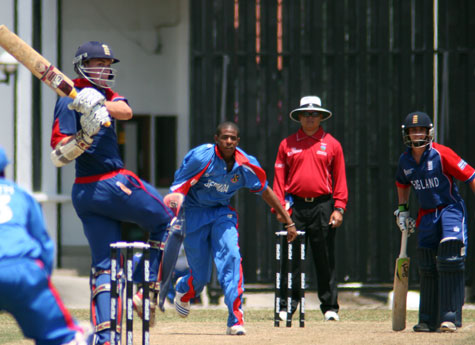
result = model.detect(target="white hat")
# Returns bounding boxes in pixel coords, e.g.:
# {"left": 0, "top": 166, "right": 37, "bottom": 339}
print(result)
{"left": 289, "top": 96, "right": 332, "bottom": 123}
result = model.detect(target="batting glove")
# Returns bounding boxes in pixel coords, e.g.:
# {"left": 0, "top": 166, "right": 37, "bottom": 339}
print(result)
{"left": 80, "top": 106, "right": 110, "bottom": 138}
{"left": 394, "top": 209, "right": 416, "bottom": 235}
{"left": 68, "top": 87, "right": 105, "bottom": 115}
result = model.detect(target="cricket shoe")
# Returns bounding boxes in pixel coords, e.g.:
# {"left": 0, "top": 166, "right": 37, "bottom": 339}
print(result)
{"left": 438, "top": 321, "right": 456, "bottom": 332}
{"left": 175, "top": 290, "right": 191, "bottom": 318}
{"left": 226, "top": 325, "right": 246, "bottom": 335}
{"left": 133, "top": 287, "right": 157, "bottom": 327}
{"left": 324, "top": 311, "right": 340, "bottom": 321}
{"left": 413, "top": 322, "right": 432, "bottom": 332}
{"left": 278, "top": 311, "right": 288, "bottom": 321}
{"left": 174, "top": 277, "right": 191, "bottom": 318}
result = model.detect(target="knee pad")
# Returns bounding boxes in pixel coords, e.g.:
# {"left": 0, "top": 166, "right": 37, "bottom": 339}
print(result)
{"left": 417, "top": 248, "right": 438, "bottom": 328}
{"left": 437, "top": 240, "right": 465, "bottom": 326}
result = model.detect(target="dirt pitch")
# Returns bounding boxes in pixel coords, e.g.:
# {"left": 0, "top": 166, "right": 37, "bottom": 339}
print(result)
{"left": 152, "top": 319, "right": 475, "bottom": 345}
{"left": 2, "top": 291, "right": 474, "bottom": 345}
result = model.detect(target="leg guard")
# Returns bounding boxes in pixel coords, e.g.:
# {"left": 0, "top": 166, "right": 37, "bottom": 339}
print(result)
{"left": 90, "top": 268, "right": 123, "bottom": 345}
{"left": 417, "top": 247, "right": 438, "bottom": 331}
{"left": 437, "top": 240, "right": 465, "bottom": 327}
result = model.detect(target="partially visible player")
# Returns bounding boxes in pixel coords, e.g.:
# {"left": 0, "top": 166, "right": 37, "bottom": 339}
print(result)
{"left": 49, "top": 41, "right": 173, "bottom": 345}
{"left": 170, "top": 121, "right": 297, "bottom": 335}
{"left": 0, "top": 147, "right": 92, "bottom": 345}
{"left": 395, "top": 111, "right": 475, "bottom": 332}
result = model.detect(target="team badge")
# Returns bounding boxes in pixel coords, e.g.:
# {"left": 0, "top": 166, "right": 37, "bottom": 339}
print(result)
{"left": 320, "top": 143, "right": 327, "bottom": 151}
{"left": 102, "top": 44, "right": 112, "bottom": 56}
{"left": 412, "top": 114, "right": 419, "bottom": 124}
{"left": 231, "top": 174, "right": 240, "bottom": 183}
{"left": 427, "top": 161, "right": 433, "bottom": 171}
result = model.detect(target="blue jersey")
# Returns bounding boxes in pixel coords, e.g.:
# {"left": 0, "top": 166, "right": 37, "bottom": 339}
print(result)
{"left": 170, "top": 144, "right": 268, "bottom": 207}
{"left": 396, "top": 142, "right": 475, "bottom": 210}
{"left": 50, "top": 78, "right": 127, "bottom": 177}
{"left": 0, "top": 178, "right": 54, "bottom": 275}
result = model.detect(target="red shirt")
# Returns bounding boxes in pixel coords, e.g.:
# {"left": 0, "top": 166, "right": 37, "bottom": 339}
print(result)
{"left": 273, "top": 127, "right": 348, "bottom": 210}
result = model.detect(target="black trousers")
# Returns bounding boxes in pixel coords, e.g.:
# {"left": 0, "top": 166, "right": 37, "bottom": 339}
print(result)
{"left": 279, "top": 195, "right": 339, "bottom": 315}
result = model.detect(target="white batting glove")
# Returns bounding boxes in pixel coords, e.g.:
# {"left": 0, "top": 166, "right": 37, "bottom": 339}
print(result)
{"left": 80, "top": 106, "right": 110, "bottom": 137}
{"left": 68, "top": 87, "right": 105, "bottom": 115}
{"left": 394, "top": 209, "right": 416, "bottom": 235}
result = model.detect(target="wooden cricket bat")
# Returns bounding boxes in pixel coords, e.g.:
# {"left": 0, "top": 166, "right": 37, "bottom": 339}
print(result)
{"left": 392, "top": 230, "right": 410, "bottom": 331}
{"left": 0, "top": 24, "right": 110, "bottom": 126}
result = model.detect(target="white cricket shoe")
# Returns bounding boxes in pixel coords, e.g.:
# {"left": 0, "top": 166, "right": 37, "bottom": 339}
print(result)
{"left": 324, "top": 311, "right": 340, "bottom": 321}
{"left": 278, "top": 311, "right": 288, "bottom": 321}
{"left": 174, "top": 277, "right": 190, "bottom": 318}
{"left": 439, "top": 321, "right": 456, "bottom": 332}
{"left": 226, "top": 325, "right": 246, "bottom": 335}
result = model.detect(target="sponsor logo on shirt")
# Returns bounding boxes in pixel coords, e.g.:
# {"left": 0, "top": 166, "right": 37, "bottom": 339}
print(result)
{"left": 204, "top": 179, "right": 229, "bottom": 193}
{"left": 287, "top": 147, "right": 302, "bottom": 156}
{"left": 428, "top": 161, "right": 433, "bottom": 171}
{"left": 403, "top": 168, "right": 414, "bottom": 176}
{"left": 457, "top": 159, "right": 467, "bottom": 171}
{"left": 410, "top": 177, "right": 440, "bottom": 190}
{"left": 231, "top": 174, "right": 240, "bottom": 183}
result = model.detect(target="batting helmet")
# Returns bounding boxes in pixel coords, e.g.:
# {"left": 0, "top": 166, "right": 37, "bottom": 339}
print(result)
{"left": 0, "top": 147, "right": 10, "bottom": 174}
{"left": 73, "top": 41, "right": 119, "bottom": 89}
{"left": 401, "top": 111, "right": 434, "bottom": 148}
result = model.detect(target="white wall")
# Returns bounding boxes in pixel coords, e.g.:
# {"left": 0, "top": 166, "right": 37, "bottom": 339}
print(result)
{"left": 58, "top": 0, "right": 190, "bottom": 247}
{"left": 1, "top": 0, "right": 190, "bottom": 261}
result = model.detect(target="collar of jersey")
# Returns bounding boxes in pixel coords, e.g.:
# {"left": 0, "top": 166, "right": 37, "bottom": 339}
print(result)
{"left": 296, "top": 127, "right": 325, "bottom": 141}
{"left": 73, "top": 78, "right": 115, "bottom": 100}
{"left": 214, "top": 145, "right": 249, "bottom": 166}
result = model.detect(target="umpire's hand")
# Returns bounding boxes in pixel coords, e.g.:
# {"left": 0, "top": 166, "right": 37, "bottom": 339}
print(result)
{"left": 329, "top": 210, "right": 343, "bottom": 228}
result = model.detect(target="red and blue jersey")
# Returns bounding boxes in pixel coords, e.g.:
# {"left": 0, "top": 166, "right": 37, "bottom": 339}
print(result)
{"left": 170, "top": 144, "right": 268, "bottom": 208}
{"left": 50, "top": 78, "right": 128, "bottom": 177}
{"left": 396, "top": 142, "right": 475, "bottom": 209}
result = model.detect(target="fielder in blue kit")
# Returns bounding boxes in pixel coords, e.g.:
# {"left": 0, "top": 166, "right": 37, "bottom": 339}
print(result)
{"left": 394, "top": 111, "right": 475, "bottom": 333}
{"left": 170, "top": 122, "right": 297, "bottom": 336}
{"left": 0, "top": 147, "right": 92, "bottom": 345}
{"left": 49, "top": 41, "right": 173, "bottom": 345}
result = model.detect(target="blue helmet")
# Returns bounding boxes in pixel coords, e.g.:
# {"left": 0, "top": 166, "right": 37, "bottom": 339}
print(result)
{"left": 401, "top": 111, "right": 434, "bottom": 148}
{"left": 0, "top": 147, "right": 10, "bottom": 174}
{"left": 73, "top": 41, "right": 119, "bottom": 89}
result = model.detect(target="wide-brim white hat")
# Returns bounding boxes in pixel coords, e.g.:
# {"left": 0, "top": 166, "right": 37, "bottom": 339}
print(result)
{"left": 289, "top": 96, "right": 332, "bottom": 123}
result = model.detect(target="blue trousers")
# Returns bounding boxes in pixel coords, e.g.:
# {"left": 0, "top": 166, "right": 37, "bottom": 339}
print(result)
{"left": 175, "top": 205, "right": 245, "bottom": 327}
{"left": 0, "top": 258, "right": 80, "bottom": 345}
{"left": 72, "top": 170, "right": 173, "bottom": 344}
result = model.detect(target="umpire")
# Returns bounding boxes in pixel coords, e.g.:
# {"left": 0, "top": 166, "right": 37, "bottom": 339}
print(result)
{"left": 273, "top": 96, "right": 348, "bottom": 322}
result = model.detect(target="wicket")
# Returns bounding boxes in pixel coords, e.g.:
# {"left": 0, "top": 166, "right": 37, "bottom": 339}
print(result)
{"left": 274, "top": 231, "right": 305, "bottom": 328}
{"left": 110, "top": 242, "right": 151, "bottom": 345}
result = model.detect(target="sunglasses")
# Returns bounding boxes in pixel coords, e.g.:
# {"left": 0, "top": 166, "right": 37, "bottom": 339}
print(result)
{"left": 300, "top": 112, "right": 322, "bottom": 117}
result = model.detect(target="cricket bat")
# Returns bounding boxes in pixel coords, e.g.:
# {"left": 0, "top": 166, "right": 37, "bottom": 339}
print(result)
{"left": 392, "top": 230, "right": 410, "bottom": 331}
{"left": 0, "top": 25, "right": 110, "bottom": 126}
